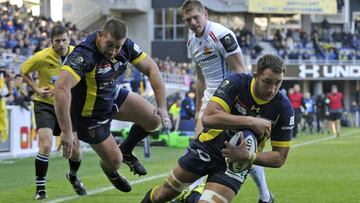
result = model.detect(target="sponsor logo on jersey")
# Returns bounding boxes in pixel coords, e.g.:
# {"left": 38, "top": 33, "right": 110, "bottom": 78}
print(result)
{"left": 281, "top": 125, "right": 295, "bottom": 130}
{"left": 99, "top": 80, "right": 115, "bottom": 89}
{"left": 250, "top": 105, "right": 260, "bottom": 113}
{"left": 97, "top": 67, "right": 112, "bottom": 74}
{"left": 235, "top": 103, "right": 247, "bottom": 115}
{"left": 197, "top": 54, "right": 218, "bottom": 65}
{"left": 97, "top": 63, "right": 112, "bottom": 74}
{"left": 204, "top": 46, "right": 212, "bottom": 55}
{"left": 289, "top": 116, "right": 295, "bottom": 125}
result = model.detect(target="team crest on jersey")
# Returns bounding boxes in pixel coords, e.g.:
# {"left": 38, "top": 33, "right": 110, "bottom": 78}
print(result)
{"left": 220, "top": 33, "right": 238, "bottom": 53}
{"left": 133, "top": 43, "right": 142, "bottom": 53}
{"left": 204, "top": 46, "right": 212, "bottom": 55}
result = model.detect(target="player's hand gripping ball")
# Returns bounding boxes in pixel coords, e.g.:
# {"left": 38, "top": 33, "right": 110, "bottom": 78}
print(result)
{"left": 226, "top": 130, "right": 257, "bottom": 173}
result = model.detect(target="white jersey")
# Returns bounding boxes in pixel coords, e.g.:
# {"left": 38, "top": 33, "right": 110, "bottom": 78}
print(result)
{"left": 187, "top": 21, "right": 241, "bottom": 96}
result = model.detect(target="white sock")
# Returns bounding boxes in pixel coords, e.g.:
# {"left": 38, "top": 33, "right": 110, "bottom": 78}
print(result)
{"left": 189, "top": 177, "right": 204, "bottom": 190}
{"left": 250, "top": 165, "right": 270, "bottom": 201}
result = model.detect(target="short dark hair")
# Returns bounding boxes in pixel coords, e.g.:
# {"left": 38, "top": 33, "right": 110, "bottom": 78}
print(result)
{"left": 102, "top": 18, "right": 128, "bottom": 40}
{"left": 181, "top": 0, "right": 205, "bottom": 16}
{"left": 256, "top": 54, "right": 286, "bottom": 75}
{"left": 51, "top": 25, "right": 68, "bottom": 40}
{"left": 14, "top": 74, "right": 23, "bottom": 78}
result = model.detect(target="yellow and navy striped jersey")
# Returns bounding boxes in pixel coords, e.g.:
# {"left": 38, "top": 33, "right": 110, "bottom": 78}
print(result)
{"left": 21, "top": 46, "right": 74, "bottom": 105}
{"left": 62, "top": 32, "right": 147, "bottom": 120}
{"left": 200, "top": 73, "right": 294, "bottom": 151}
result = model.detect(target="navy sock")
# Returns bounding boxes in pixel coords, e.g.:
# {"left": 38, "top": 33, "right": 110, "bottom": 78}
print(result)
{"left": 120, "top": 124, "right": 149, "bottom": 154}
{"left": 186, "top": 191, "right": 201, "bottom": 203}
{"left": 68, "top": 159, "right": 81, "bottom": 181}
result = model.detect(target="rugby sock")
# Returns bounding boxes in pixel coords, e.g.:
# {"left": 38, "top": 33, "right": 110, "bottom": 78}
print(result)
{"left": 35, "top": 153, "right": 49, "bottom": 191}
{"left": 250, "top": 165, "right": 271, "bottom": 202}
{"left": 68, "top": 158, "right": 81, "bottom": 181}
{"left": 141, "top": 188, "right": 155, "bottom": 203}
{"left": 120, "top": 124, "right": 149, "bottom": 154}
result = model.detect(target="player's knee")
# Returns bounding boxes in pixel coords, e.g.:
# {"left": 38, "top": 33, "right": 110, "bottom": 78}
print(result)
{"left": 70, "top": 146, "right": 82, "bottom": 161}
{"left": 39, "top": 143, "right": 52, "bottom": 155}
{"left": 143, "top": 115, "right": 161, "bottom": 132}
{"left": 199, "top": 190, "right": 230, "bottom": 203}
{"left": 105, "top": 155, "right": 122, "bottom": 171}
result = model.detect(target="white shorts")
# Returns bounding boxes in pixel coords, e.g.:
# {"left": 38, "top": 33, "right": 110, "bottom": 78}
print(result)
{"left": 199, "top": 90, "right": 213, "bottom": 118}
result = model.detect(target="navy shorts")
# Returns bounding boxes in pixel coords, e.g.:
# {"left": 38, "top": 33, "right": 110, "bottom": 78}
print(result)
{"left": 73, "top": 88, "right": 129, "bottom": 144}
{"left": 74, "top": 116, "right": 112, "bottom": 144}
{"left": 329, "top": 109, "right": 342, "bottom": 121}
{"left": 33, "top": 101, "right": 61, "bottom": 136}
{"left": 112, "top": 87, "right": 129, "bottom": 112}
{"left": 178, "top": 135, "right": 250, "bottom": 194}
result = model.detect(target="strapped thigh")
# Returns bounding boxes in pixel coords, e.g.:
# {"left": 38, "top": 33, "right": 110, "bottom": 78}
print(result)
{"left": 199, "top": 189, "right": 229, "bottom": 203}
{"left": 165, "top": 169, "right": 191, "bottom": 192}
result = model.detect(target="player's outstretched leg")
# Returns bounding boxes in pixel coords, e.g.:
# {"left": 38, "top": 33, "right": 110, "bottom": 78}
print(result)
{"left": 100, "top": 161, "right": 132, "bottom": 192}
{"left": 250, "top": 165, "right": 274, "bottom": 203}
{"left": 66, "top": 169, "right": 87, "bottom": 195}
{"left": 120, "top": 124, "right": 149, "bottom": 176}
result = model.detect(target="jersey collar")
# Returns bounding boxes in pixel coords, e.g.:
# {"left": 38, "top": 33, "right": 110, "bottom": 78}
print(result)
{"left": 250, "top": 78, "right": 269, "bottom": 105}
{"left": 195, "top": 20, "right": 210, "bottom": 39}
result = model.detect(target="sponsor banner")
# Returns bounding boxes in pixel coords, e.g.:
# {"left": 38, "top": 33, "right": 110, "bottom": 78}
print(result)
{"left": 249, "top": 0, "right": 337, "bottom": 14}
{"left": 252, "top": 64, "right": 360, "bottom": 80}
{"left": 0, "top": 106, "right": 57, "bottom": 158}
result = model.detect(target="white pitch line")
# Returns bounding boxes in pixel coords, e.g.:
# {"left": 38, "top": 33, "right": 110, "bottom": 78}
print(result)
{"left": 291, "top": 130, "right": 356, "bottom": 149}
{"left": 47, "top": 173, "right": 168, "bottom": 203}
{"left": 48, "top": 130, "right": 358, "bottom": 203}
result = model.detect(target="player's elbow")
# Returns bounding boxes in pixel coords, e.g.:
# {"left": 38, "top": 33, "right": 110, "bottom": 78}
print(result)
{"left": 273, "top": 156, "right": 287, "bottom": 168}
{"left": 202, "top": 113, "right": 216, "bottom": 128}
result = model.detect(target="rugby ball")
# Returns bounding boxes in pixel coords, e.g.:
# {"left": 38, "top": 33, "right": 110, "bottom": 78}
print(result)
{"left": 227, "top": 130, "right": 258, "bottom": 173}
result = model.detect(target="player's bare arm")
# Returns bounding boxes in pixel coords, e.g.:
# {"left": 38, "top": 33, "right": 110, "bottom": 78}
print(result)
{"left": 223, "top": 141, "right": 289, "bottom": 168}
{"left": 203, "top": 100, "right": 272, "bottom": 136}
{"left": 226, "top": 52, "right": 247, "bottom": 73}
{"left": 21, "top": 73, "right": 53, "bottom": 98}
{"left": 54, "top": 70, "right": 78, "bottom": 158}
{"left": 195, "top": 64, "right": 205, "bottom": 117}
{"left": 134, "top": 55, "right": 170, "bottom": 127}
{"left": 254, "top": 146, "right": 289, "bottom": 168}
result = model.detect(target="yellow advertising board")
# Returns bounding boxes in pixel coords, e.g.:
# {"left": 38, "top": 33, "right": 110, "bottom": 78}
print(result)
{"left": 249, "top": 0, "right": 337, "bottom": 14}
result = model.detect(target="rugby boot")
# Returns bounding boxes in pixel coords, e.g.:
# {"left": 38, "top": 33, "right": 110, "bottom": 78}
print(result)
{"left": 122, "top": 153, "right": 147, "bottom": 176}
{"left": 66, "top": 172, "right": 87, "bottom": 195}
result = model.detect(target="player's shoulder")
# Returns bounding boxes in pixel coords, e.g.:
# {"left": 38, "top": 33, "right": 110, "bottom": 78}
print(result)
{"left": 71, "top": 33, "right": 97, "bottom": 59}
{"left": 277, "top": 93, "right": 294, "bottom": 113}
{"left": 32, "top": 47, "right": 53, "bottom": 60}
{"left": 208, "top": 21, "right": 234, "bottom": 38}
{"left": 226, "top": 72, "right": 252, "bottom": 84}
{"left": 122, "top": 38, "right": 142, "bottom": 53}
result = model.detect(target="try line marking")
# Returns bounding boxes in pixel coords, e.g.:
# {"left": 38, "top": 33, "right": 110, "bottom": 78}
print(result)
{"left": 48, "top": 130, "right": 357, "bottom": 203}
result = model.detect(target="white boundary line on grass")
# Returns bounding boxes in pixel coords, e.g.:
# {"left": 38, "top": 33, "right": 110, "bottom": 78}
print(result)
{"left": 291, "top": 131, "right": 356, "bottom": 149}
{"left": 47, "top": 130, "right": 357, "bottom": 203}
{"left": 47, "top": 174, "right": 168, "bottom": 203}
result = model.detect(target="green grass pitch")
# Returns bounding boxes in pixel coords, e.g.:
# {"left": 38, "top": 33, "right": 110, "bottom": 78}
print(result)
{"left": 0, "top": 128, "right": 359, "bottom": 202}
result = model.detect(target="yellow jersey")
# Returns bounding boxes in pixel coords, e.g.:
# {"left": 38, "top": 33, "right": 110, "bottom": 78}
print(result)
{"left": 21, "top": 46, "right": 74, "bottom": 105}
